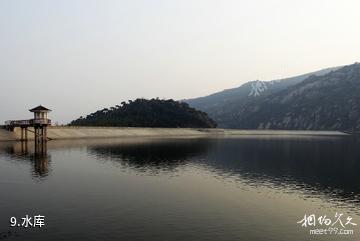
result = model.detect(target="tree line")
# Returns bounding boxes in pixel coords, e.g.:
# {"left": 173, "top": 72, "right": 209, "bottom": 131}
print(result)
{"left": 70, "top": 98, "right": 217, "bottom": 128}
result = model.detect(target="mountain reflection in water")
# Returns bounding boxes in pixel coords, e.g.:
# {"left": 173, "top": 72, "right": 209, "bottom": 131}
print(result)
{"left": 88, "top": 138, "right": 212, "bottom": 173}
{"left": 87, "top": 136, "right": 360, "bottom": 207}
{"left": 1, "top": 136, "right": 360, "bottom": 241}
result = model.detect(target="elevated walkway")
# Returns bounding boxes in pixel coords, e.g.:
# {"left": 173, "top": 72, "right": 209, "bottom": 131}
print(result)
{"left": 4, "top": 105, "right": 52, "bottom": 142}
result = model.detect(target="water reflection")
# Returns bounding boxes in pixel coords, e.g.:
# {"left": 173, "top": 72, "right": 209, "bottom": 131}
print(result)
{"left": 88, "top": 138, "right": 212, "bottom": 173}
{"left": 1, "top": 141, "right": 51, "bottom": 178}
{"left": 204, "top": 137, "right": 360, "bottom": 206}
{"left": 1, "top": 136, "right": 360, "bottom": 241}
{"left": 1, "top": 136, "right": 360, "bottom": 207}
{"left": 88, "top": 136, "right": 360, "bottom": 207}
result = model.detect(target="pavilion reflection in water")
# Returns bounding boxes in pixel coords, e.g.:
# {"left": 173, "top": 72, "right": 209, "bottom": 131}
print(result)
{"left": 9, "top": 141, "right": 51, "bottom": 178}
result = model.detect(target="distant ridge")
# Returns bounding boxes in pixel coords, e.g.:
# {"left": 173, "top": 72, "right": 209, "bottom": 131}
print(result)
{"left": 185, "top": 66, "right": 340, "bottom": 116}
{"left": 185, "top": 64, "right": 360, "bottom": 130}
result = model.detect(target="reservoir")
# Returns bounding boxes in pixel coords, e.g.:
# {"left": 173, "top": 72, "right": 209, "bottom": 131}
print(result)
{"left": 0, "top": 135, "right": 359, "bottom": 241}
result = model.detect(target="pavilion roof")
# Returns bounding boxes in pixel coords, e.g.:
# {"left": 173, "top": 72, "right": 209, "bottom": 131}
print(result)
{"left": 29, "top": 105, "right": 52, "bottom": 112}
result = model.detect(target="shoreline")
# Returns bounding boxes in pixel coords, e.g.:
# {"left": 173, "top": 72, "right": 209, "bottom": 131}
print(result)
{"left": 0, "top": 126, "right": 350, "bottom": 142}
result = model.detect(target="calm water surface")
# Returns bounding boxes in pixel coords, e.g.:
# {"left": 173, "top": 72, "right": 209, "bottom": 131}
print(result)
{"left": 0, "top": 136, "right": 359, "bottom": 241}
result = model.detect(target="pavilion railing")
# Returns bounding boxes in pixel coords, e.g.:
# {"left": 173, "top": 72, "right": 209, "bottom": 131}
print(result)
{"left": 5, "top": 119, "right": 51, "bottom": 126}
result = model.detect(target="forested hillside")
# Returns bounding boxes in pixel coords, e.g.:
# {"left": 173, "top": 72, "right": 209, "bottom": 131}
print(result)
{"left": 70, "top": 98, "right": 217, "bottom": 128}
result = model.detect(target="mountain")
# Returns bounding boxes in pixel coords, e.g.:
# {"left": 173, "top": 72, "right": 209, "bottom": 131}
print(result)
{"left": 187, "top": 63, "right": 360, "bottom": 131}
{"left": 239, "top": 63, "right": 360, "bottom": 131}
{"left": 70, "top": 98, "right": 217, "bottom": 128}
{"left": 185, "top": 65, "right": 342, "bottom": 128}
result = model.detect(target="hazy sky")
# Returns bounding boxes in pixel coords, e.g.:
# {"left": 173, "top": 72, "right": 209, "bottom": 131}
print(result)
{"left": 0, "top": 0, "right": 359, "bottom": 123}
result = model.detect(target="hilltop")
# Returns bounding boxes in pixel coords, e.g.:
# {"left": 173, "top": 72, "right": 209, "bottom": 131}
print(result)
{"left": 70, "top": 98, "right": 217, "bottom": 128}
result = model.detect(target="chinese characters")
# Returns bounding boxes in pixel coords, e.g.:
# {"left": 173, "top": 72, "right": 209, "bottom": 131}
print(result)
{"left": 10, "top": 215, "right": 45, "bottom": 228}
{"left": 297, "top": 213, "right": 357, "bottom": 235}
